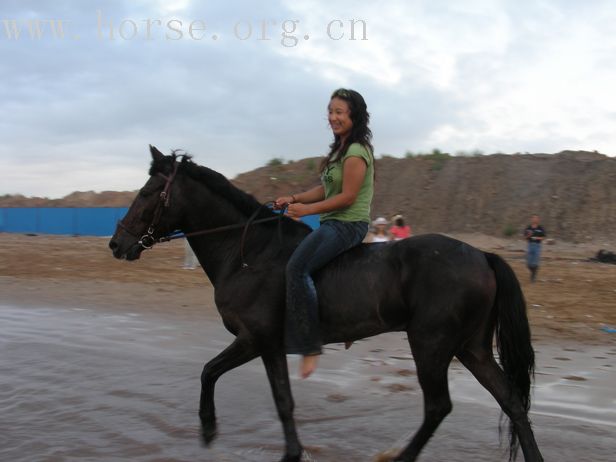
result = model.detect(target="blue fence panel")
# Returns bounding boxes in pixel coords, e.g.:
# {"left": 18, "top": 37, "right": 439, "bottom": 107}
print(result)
{"left": 0, "top": 207, "right": 129, "bottom": 236}
{"left": 0, "top": 208, "right": 318, "bottom": 236}
{"left": 3, "top": 208, "right": 39, "bottom": 233}
{"left": 76, "top": 208, "right": 128, "bottom": 236}
{"left": 39, "top": 208, "right": 75, "bottom": 235}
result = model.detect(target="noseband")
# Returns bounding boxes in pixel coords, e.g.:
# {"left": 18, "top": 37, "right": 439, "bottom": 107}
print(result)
{"left": 117, "top": 160, "right": 286, "bottom": 267}
{"left": 118, "top": 160, "right": 180, "bottom": 250}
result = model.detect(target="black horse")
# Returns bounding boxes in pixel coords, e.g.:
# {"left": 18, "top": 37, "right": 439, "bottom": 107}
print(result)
{"left": 109, "top": 146, "right": 544, "bottom": 462}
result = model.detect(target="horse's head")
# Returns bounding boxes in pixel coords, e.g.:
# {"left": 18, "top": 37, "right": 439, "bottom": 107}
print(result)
{"left": 109, "top": 145, "right": 186, "bottom": 260}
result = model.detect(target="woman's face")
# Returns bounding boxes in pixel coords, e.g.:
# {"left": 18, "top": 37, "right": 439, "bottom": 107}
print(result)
{"left": 328, "top": 97, "right": 353, "bottom": 139}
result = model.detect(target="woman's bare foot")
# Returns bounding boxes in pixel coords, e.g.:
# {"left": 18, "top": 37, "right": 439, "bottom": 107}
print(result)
{"left": 300, "top": 355, "right": 319, "bottom": 379}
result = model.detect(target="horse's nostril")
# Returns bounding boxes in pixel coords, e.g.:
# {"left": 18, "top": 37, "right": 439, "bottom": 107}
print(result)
{"left": 109, "top": 239, "right": 118, "bottom": 251}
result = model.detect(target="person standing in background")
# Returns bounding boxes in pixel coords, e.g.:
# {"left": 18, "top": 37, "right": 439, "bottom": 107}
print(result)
{"left": 369, "top": 217, "right": 390, "bottom": 242}
{"left": 524, "top": 214, "right": 546, "bottom": 283}
{"left": 389, "top": 214, "right": 412, "bottom": 240}
{"left": 183, "top": 240, "right": 199, "bottom": 269}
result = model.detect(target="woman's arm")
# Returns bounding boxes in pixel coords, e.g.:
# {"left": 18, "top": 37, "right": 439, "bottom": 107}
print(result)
{"left": 274, "top": 185, "right": 324, "bottom": 209}
{"left": 286, "top": 157, "right": 367, "bottom": 217}
{"left": 293, "top": 185, "right": 325, "bottom": 204}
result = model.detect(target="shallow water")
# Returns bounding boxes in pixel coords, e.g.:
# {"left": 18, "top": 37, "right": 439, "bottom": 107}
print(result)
{"left": 1, "top": 304, "right": 615, "bottom": 461}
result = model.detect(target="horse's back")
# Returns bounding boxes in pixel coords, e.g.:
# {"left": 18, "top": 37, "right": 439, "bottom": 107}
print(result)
{"left": 315, "top": 234, "right": 495, "bottom": 343}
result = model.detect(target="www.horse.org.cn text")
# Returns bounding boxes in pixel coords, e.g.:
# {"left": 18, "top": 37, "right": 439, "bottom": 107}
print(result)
{"left": 0, "top": 10, "right": 368, "bottom": 47}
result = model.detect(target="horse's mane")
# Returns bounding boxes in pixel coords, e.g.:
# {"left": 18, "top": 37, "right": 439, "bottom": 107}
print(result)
{"left": 150, "top": 151, "right": 275, "bottom": 220}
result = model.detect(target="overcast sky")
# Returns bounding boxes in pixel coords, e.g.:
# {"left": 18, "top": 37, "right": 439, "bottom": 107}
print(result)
{"left": 1, "top": 0, "right": 615, "bottom": 198}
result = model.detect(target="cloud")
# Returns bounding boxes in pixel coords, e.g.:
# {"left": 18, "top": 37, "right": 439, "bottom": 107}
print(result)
{"left": 1, "top": 0, "right": 615, "bottom": 197}
{"left": 420, "top": 0, "right": 616, "bottom": 154}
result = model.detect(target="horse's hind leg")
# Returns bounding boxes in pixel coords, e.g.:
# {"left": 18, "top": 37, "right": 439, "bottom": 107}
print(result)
{"left": 199, "top": 336, "right": 259, "bottom": 444}
{"left": 457, "top": 347, "right": 543, "bottom": 462}
{"left": 393, "top": 337, "right": 454, "bottom": 462}
{"left": 262, "top": 351, "right": 303, "bottom": 462}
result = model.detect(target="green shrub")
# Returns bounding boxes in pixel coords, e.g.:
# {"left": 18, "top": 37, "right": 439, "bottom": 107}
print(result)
{"left": 503, "top": 224, "right": 517, "bottom": 237}
{"left": 454, "top": 149, "right": 484, "bottom": 157}
{"left": 426, "top": 149, "right": 450, "bottom": 171}
{"left": 306, "top": 159, "right": 316, "bottom": 171}
{"left": 267, "top": 157, "right": 284, "bottom": 167}
{"left": 402, "top": 148, "right": 452, "bottom": 169}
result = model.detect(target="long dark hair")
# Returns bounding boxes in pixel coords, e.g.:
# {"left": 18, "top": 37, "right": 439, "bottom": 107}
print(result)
{"left": 320, "top": 88, "right": 374, "bottom": 173}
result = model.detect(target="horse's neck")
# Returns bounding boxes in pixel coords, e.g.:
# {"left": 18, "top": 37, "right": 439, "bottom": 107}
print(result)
{"left": 181, "top": 190, "right": 265, "bottom": 285}
{"left": 186, "top": 234, "right": 236, "bottom": 285}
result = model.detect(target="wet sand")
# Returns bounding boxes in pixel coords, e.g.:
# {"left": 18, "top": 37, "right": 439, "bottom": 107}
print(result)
{"left": 1, "top": 234, "right": 616, "bottom": 461}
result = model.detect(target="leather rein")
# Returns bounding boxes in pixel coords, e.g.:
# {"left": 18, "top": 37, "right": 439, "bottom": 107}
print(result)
{"left": 117, "top": 160, "right": 286, "bottom": 268}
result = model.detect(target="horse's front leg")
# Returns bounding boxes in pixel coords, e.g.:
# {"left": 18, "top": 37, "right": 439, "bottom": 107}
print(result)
{"left": 262, "top": 351, "right": 303, "bottom": 462}
{"left": 199, "top": 336, "right": 258, "bottom": 444}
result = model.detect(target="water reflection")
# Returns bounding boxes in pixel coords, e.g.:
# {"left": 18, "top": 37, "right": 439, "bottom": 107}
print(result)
{"left": 1, "top": 304, "right": 614, "bottom": 461}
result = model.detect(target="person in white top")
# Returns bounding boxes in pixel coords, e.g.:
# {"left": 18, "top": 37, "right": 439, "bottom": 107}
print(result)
{"left": 369, "top": 217, "right": 390, "bottom": 242}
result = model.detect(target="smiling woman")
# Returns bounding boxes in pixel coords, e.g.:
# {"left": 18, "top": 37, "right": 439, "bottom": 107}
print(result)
{"left": 274, "top": 88, "right": 375, "bottom": 378}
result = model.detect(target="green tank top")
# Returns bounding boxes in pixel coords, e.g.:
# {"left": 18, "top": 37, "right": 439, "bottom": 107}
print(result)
{"left": 319, "top": 142, "right": 374, "bottom": 223}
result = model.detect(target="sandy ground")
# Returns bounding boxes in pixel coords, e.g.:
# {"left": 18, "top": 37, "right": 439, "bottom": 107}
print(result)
{"left": 2, "top": 232, "right": 615, "bottom": 342}
{"left": 1, "top": 233, "right": 616, "bottom": 462}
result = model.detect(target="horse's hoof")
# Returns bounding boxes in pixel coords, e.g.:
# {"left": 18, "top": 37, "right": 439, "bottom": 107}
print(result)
{"left": 279, "top": 451, "right": 302, "bottom": 462}
{"left": 279, "top": 456, "right": 301, "bottom": 462}
{"left": 200, "top": 421, "right": 218, "bottom": 446}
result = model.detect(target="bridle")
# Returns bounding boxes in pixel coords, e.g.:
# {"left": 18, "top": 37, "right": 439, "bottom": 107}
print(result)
{"left": 117, "top": 159, "right": 181, "bottom": 249}
{"left": 117, "top": 159, "right": 287, "bottom": 268}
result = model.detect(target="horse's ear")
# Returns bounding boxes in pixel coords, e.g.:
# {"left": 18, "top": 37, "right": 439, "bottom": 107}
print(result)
{"left": 150, "top": 145, "right": 165, "bottom": 162}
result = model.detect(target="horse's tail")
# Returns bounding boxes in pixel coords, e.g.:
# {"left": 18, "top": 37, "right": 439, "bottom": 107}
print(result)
{"left": 485, "top": 252, "right": 535, "bottom": 461}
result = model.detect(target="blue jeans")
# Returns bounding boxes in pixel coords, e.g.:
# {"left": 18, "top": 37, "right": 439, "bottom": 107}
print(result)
{"left": 526, "top": 242, "right": 542, "bottom": 268}
{"left": 285, "top": 220, "right": 368, "bottom": 355}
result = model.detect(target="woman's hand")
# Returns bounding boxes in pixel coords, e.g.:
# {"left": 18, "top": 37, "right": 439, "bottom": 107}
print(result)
{"left": 274, "top": 196, "right": 295, "bottom": 210}
{"left": 286, "top": 203, "right": 312, "bottom": 218}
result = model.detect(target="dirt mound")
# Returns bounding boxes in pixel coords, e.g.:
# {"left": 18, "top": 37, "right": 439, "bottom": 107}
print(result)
{"left": 60, "top": 191, "right": 137, "bottom": 207}
{"left": 234, "top": 150, "right": 616, "bottom": 243}
{"left": 0, "top": 191, "right": 137, "bottom": 208}
{"left": 2, "top": 150, "right": 615, "bottom": 243}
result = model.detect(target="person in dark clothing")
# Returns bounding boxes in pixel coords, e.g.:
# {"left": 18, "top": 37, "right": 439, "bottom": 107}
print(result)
{"left": 524, "top": 214, "right": 546, "bottom": 282}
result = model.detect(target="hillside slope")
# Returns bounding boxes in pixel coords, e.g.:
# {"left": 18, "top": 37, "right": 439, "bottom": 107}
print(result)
{"left": 234, "top": 150, "right": 616, "bottom": 242}
{"left": 2, "top": 151, "right": 614, "bottom": 242}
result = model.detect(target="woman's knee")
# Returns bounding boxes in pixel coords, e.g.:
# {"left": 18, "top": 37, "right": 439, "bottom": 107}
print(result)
{"left": 286, "top": 256, "right": 306, "bottom": 280}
